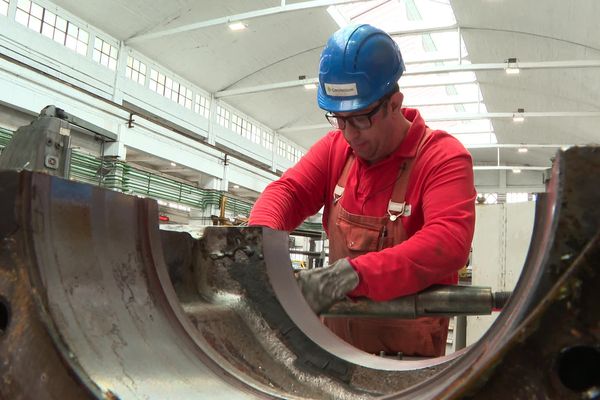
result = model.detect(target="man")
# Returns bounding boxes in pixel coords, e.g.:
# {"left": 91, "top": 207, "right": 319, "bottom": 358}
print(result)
{"left": 249, "top": 24, "right": 476, "bottom": 357}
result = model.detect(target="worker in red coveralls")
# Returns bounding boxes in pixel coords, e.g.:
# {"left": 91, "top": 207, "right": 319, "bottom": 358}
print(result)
{"left": 249, "top": 24, "right": 476, "bottom": 357}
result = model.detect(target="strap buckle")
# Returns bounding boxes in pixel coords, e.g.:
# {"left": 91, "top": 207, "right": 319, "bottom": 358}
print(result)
{"left": 333, "top": 185, "right": 344, "bottom": 204}
{"left": 388, "top": 201, "right": 411, "bottom": 221}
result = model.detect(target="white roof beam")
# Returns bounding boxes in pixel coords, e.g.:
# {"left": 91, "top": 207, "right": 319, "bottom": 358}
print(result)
{"left": 426, "top": 111, "right": 600, "bottom": 122}
{"left": 401, "top": 78, "right": 476, "bottom": 89}
{"left": 409, "top": 60, "right": 600, "bottom": 75}
{"left": 278, "top": 112, "right": 600, "bottom": 133}
{"left": 126, "top": 156, "right": 158, "bottom": 162}
{"left": 279, "top": 123, "right": 329, "bottom": 133}
{"left": 476, "top": 185, "right": 546, "bottom": 194}
{"left": 449, "top": 130, "right": 495, "bottom": 135}
{"left": 216, "top": 60, "right": 600, "bottom": 98}
{"left": 408, "top": 99, "right": 480, "bottom": 108}
{"left": 216, "top": 77, "right": 478, "bottom": 98}
{"left": 159, "top": 168, "right": 190, "bottom": 173}
{"left": 473, "top": 166, "right": 549, "bottom": 171}
{"left": 388, "top": 25, "right": 459, "bottom": 37}
{"left": 218, "top": 77, "right": 319, "bottom": 98}
{"left": 466, "top": 144, "right": 573, "bottom": 149}
{"left": 127, "top": 0, "right": 363, "bottom": 43}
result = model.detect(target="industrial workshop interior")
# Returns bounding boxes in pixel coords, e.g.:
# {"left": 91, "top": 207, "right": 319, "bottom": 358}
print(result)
{"left": 0, "top": 0, "right": 599, "bottom": 399}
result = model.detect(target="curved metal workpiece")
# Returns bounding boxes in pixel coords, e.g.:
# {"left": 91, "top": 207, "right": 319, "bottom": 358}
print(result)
{"left": 0, "top": 146, "right": 599, "bottom": 399}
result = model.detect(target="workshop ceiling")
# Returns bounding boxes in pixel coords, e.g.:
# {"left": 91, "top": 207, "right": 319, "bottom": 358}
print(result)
{"left": 49, "top": 0, "right": 600, "bottom": 173}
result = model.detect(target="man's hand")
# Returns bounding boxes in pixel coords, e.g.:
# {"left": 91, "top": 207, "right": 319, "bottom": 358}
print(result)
{"left": 296, "top": 258, "right": 359, "bottom": 314}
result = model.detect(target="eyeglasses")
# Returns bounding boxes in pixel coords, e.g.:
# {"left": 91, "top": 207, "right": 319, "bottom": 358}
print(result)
{"left": 325, "top": 99, "right": 388, "bottom": 130}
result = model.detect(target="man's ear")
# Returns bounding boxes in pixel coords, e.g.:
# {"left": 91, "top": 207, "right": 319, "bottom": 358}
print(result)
{"left": 390, "top": 91, "right": 404, "bottom": 112}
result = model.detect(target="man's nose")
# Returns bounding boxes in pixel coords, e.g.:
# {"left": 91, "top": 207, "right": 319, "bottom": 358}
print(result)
{"left": 343, "top": 123, "right": 361, "bottom": 140}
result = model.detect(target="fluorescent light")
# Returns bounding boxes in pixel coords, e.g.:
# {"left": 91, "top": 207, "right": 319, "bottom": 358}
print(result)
{"left": 303, "top": 83, "right": 317, "bottom": 90}
{"left": 512, "top": 168, "right": 522, "bottom": 173}
{"left": 233, "top": 185, "right": 240, "bottom": 189}
{"left": 513, "top": 108, "right": 525, "bottom": 123}
{"left": 228, "top": 22, "right": 247, "bottom": 31}
{"left": 170, "top": 162, "right": 177, "bottom": 167}
{"left": 518, "top": 147, "right": 528, "bottom": 153}
{"left": 505, "top": 57, "right": 520, "bottom": 75}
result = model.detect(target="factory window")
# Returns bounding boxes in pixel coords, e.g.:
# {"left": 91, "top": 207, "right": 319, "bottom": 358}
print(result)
{"left": 126, "top": 56, "right": 146, "bottom": 85}
{"left": 445, "top": 85, "right": 458, "bottom": 96}
{"left": 149, "top": 69, "right": 192, "bottom": 109}
{"left": 149, "top": 69, "right": 165, "bottom": 94}
{"left": 216, "top": 106, "right": 230, "bottom": 128}
{"left": 93, "top": 37, "right": 117, "bottom": 70}
{"left": 164, "top": 77, "right": 175, "bottom": 100}
{"left": 172, "top": 82, "right": 192, "bottom": 109}
{"left": 250, "top": 124, "right": 261, "bottom": 145}
{"left": 240, "top": 119, "right": 251, "bottom": 140}
{"left": 262, "top": 131, "right": 273, "bottom": 151}
{"left": 285, "top": 144, "right": 291, "bottom": 161}
{"left": 194, "top": 94, "right": 210, "bottom": 118}
{"left": 231, "top": 114, "right": 270, "bottom": 148}
{"left": 15, "top": 0, "right": 88, "bottom": 55}
{"left": 64, "top": 20, "right": 88, "bottom": 55}
{"left": 277, "top": 139, "right": 286, "bottom": 157}
{"left": 1, "top": 0, "right": 10, "bottom": 16}
{"left": 41, "top": 12, "right": 68, "bottom": 45}
{"left": 405, "top": 0, "right": 422, "bottom": 21}
{"left": 16, "top": 0, "right": 44, "bottom": 33}
{"left": 231, "top": 114, "right": 243, "bottom": 135}
{"left": 289, "top": 146, "right": 303, "bottom": 163}
{"left": 421, "top": 34, "right": 437, "bottom": 52}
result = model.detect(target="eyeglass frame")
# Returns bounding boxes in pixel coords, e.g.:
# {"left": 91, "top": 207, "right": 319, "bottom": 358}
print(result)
{"left": 324, "top": 96, "right": 391, "bottom": 130}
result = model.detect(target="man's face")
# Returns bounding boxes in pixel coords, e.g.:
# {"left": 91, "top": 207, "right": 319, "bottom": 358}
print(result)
{"left": 335, "top": 96, "right": 397, "bottom": 163}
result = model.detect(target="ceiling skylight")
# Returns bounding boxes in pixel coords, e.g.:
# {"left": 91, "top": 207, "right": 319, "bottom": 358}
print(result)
{"left": 328, "top": 0, "right": 497, "bottom": 147}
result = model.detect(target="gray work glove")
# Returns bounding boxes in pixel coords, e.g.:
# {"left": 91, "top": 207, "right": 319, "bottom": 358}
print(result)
{"left": 296, "top": 258, "right": 359, "bottom": 314}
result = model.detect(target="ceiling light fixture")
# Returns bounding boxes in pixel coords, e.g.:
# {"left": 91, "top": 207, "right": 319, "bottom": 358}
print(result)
{"left": 298, "top": 75, "right": 316, "bottom": 90}
{"left": 228, "top": 22, "right": 247, "bottom": 31}
{"left": 512, "top": 108, "right": 525, "bottom": 123}
{"left": 170, "top": 162, "right": 177, "bottom": 167}
{"left": 505, "top": 57, "right": 520, "bottom": 74}
{"left": 518, "top": 147, "right": 528, "bottom": 153}
{"left": 233, "top": 185, "right": 240, "bottom": 189}
{"left": 512, "top": 168, "right": 522, "bottom": 174}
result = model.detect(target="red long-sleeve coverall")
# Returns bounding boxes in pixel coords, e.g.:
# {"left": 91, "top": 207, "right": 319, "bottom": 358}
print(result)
{"left": 249, "top": 108, "right": 476, "bottom": 301}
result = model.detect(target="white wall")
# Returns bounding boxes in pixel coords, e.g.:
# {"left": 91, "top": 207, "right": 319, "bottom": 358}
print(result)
{"left": 467, "top": 201, "right": 536, "bottom": 345}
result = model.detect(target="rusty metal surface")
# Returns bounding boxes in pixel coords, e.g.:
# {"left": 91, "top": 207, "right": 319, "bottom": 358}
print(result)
{"left": 381, "top": 146, "right": 600, "bottom": 399}
{"left": 0, "top": 173, "right": 98, "bottom": 400}
{"left": 0, "top": 146, "right": 599, "bottom": 400}
{"left": 0, "top": 171, "right": 275, "bottom": 399}
{"left": 194, "top": 226, "right": 455, "bottom": 398}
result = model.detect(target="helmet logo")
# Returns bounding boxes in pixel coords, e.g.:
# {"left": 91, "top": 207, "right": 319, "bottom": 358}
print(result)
{"left": 324, "top": 82, "right": 358, "bottom": 97}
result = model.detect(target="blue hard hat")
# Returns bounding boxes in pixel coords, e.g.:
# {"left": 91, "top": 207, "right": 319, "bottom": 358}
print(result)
{"left": 317, "top": 24, "right": 405, "bottom": 113}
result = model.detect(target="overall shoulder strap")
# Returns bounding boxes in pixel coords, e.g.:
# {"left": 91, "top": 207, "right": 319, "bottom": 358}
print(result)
{"left": 333, "top": 153, "right": 355, "bottom": 203}
{"left": 388, "top": 128, "right": 433, "bottom": 217}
